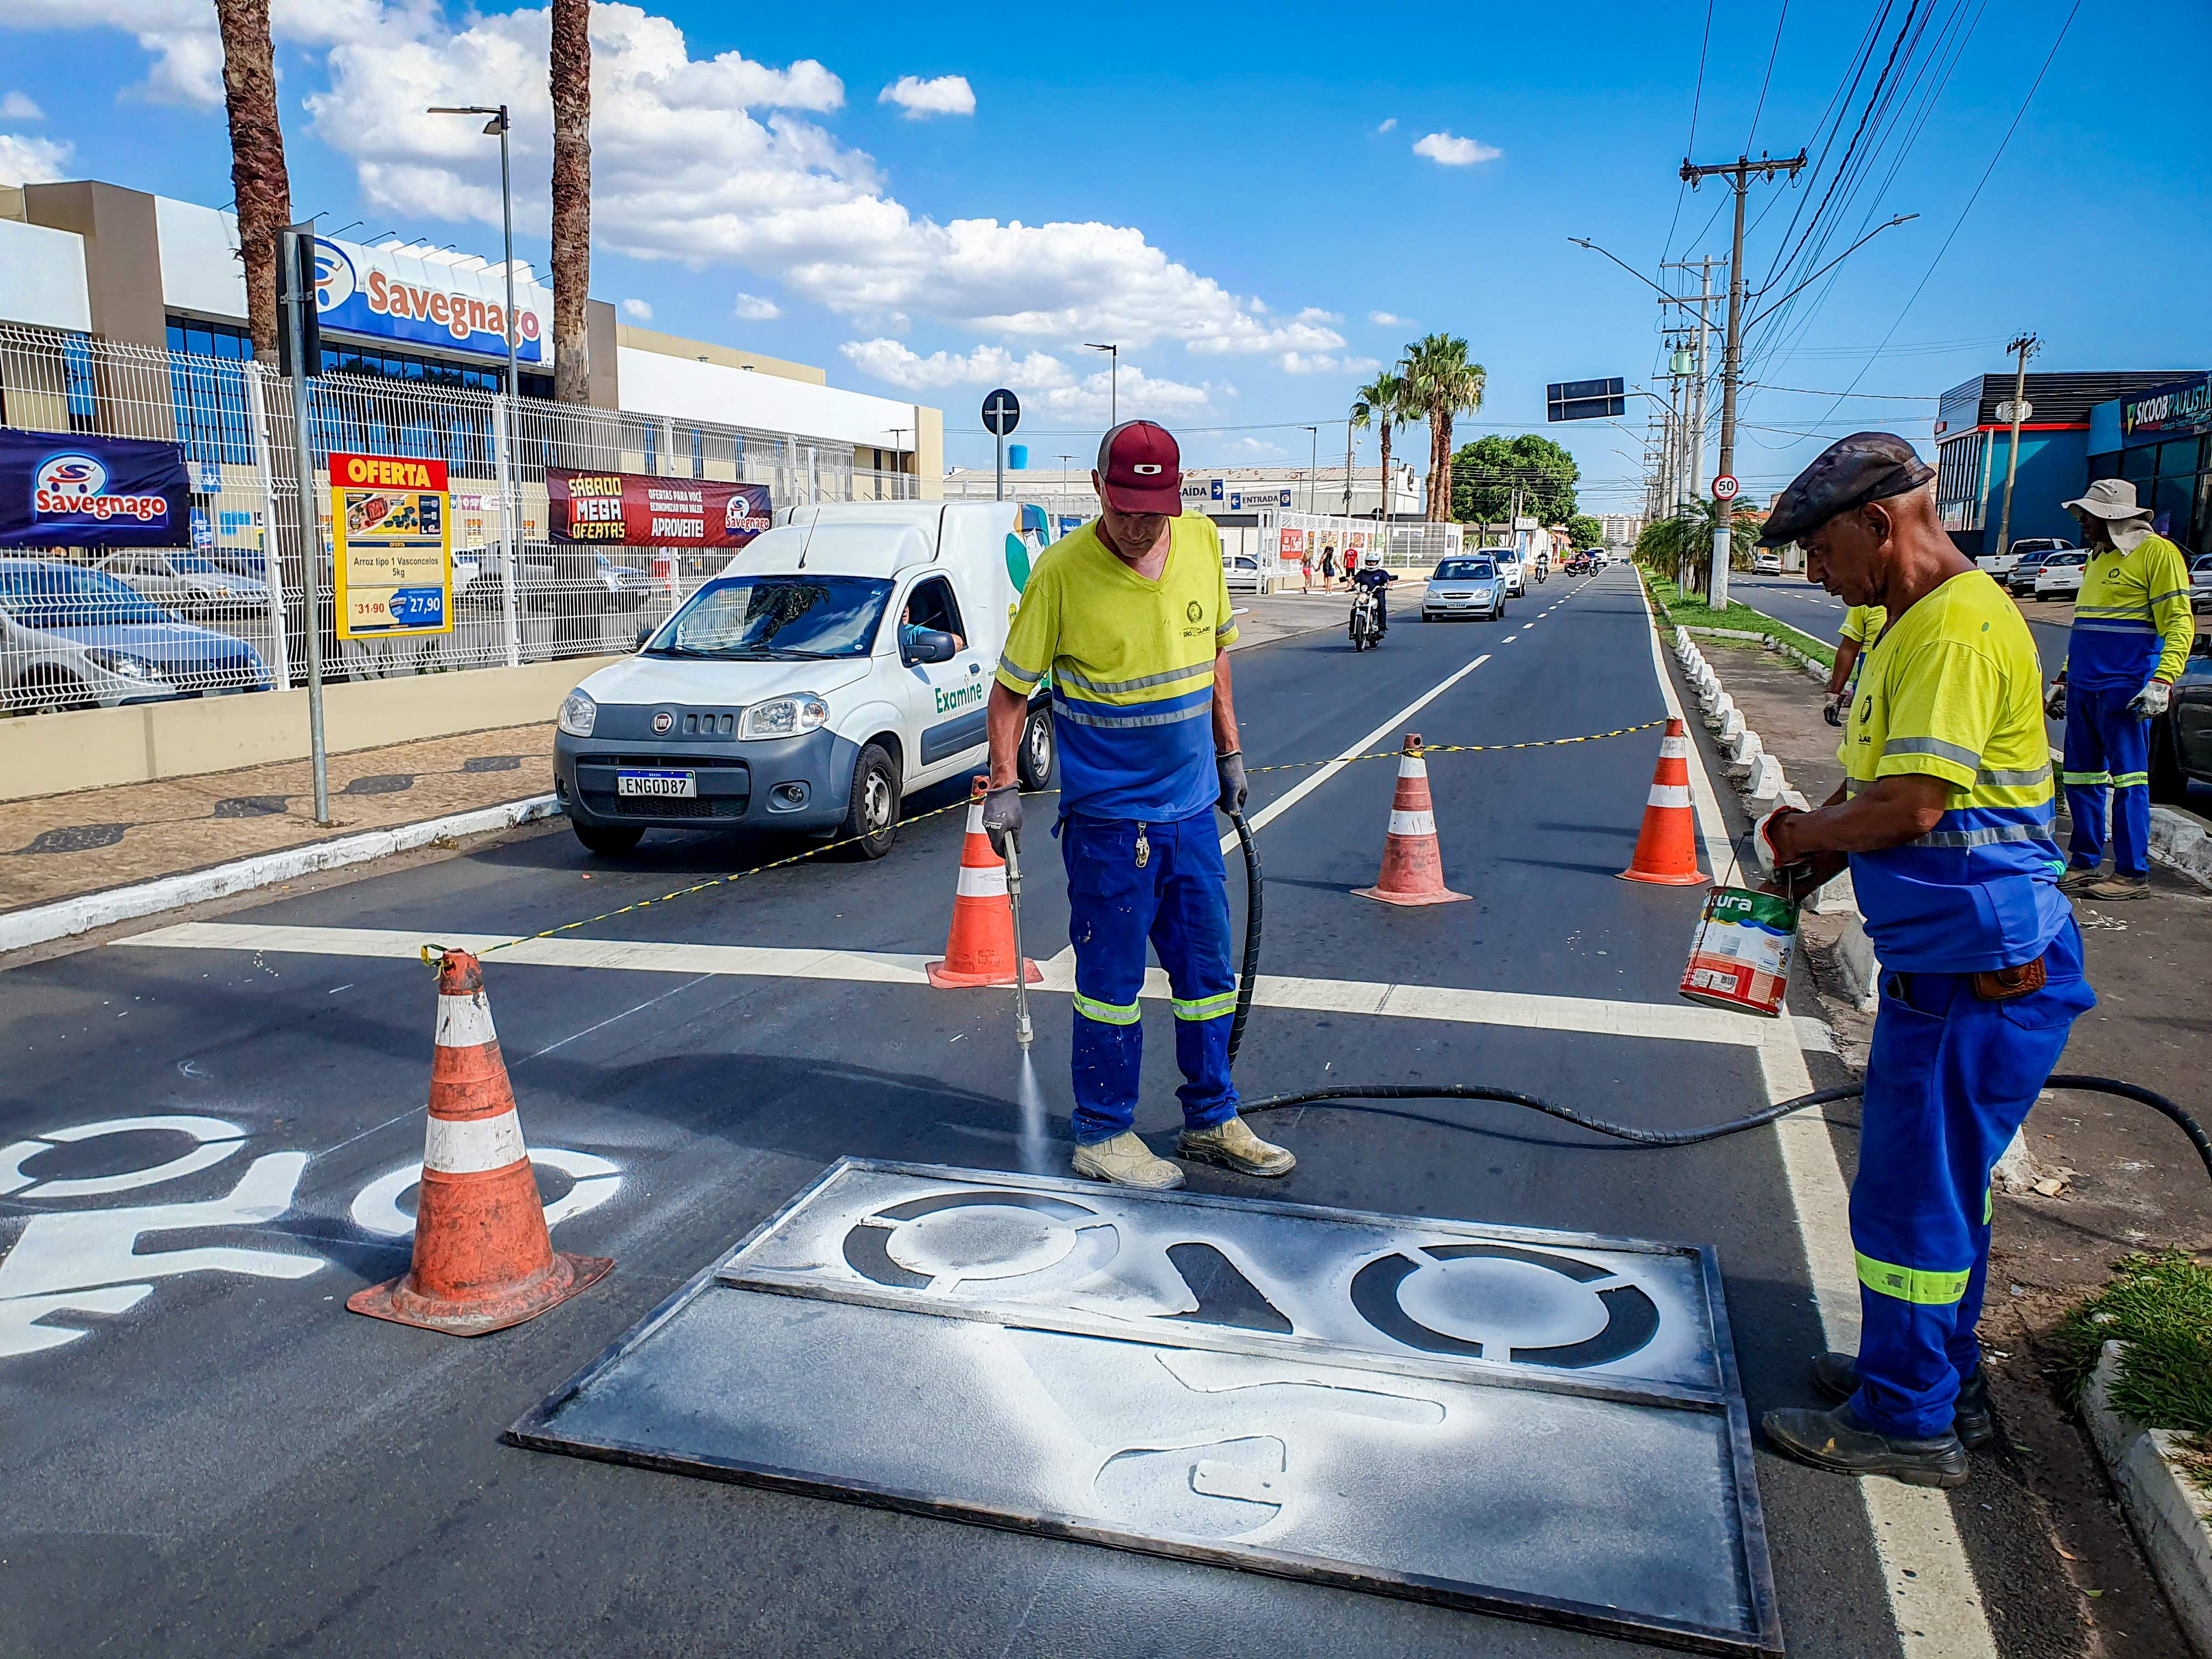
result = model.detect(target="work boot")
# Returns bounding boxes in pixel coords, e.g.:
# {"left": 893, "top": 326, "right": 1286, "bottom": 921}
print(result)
{"left": 1178, "top": 1115, "right": 1296, "bottom": 1177}
{"left": 1762, "top": 1403, "right": 1969, "bottom": 1489}
{"left": 2081, "top": 872, "right": 2151, "bottom": 901}
{"left": 1071, "top": 1131, "right": 1184, "bottom": 1190}
{"left": 2056, "top": 864, "right": 2101, "bottom": 895}
{"left": 1810, "top": 1352, "right": 1997, "bottom": 1450}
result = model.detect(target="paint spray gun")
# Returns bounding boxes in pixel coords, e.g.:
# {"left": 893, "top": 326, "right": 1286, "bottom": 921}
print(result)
{"left": 1002, "top": 833, "right": 1035, "bottom": 1048}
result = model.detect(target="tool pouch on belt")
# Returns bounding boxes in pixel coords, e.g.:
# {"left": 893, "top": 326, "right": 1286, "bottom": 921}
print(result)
{"left": 1971, "top": 952, "right": 2047, "bottom": 1002}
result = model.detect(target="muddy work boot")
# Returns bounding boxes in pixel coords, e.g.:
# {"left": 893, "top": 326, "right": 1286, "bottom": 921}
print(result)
{"left": 1762, "top": 1403, "right": 1969, "bottom": 1489}
{"left": 1178, "top": 1115, "right": 1296, "bottom": 1177}
{"left": 1071, "top": 1131, "right": 1184, "bottom": 1190}
{"left": 1811, "top": 1352, "right": 1997, "bottom": 1450}
{"left": 2080, "top": 872, "right": 2151, "bottom": 901}
{"left": 2056, "top": 864, "right": 2101, "bottom": 895}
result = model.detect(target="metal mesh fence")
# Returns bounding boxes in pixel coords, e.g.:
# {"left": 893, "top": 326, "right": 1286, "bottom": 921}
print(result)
{"left": 0, "top": 325, "right": 907, "bottom": 717}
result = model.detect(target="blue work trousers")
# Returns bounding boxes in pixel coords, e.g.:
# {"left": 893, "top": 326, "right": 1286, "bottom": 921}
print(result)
{"left": 2063, "top": 687, "right": 2151, "bottom": 878}
{"left": 1849, "top": 921, "right": 2094, "bottom": 1438}
{"left": 1062, "top": 811, "right": 1239, "bottom": 1144}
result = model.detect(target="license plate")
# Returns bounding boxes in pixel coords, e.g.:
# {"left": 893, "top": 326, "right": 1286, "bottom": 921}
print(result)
{"left": 617, "top": 770, "right": 697, "bottom": 798}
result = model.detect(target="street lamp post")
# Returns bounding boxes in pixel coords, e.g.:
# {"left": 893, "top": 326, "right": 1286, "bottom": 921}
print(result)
{"left": 1302, "top": 425, "right": 1318, "bottom": 514}
{"left": 1084, "top": 343, "right": 1119, "bottom": 425}
{"left": 428, "top": 105, "right": 516, "bottom": 395}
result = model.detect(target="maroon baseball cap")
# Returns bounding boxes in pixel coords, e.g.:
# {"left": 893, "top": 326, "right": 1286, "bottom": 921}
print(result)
{"left": 1096, "top": 420, "right": 1182, "bottom": 514}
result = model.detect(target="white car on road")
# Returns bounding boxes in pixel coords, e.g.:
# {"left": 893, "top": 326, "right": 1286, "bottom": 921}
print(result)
{"left": 1486, "top": 547, "right": 1527, "bottom": 596}
{"left": 1752, "top": 551, "right": 1782, "bottom": 575}
{"left": 1421, "top": 555, "right": 1507, "bottom": 620}
{"left": 2033, "top": 549, "right": 2090, "bottom": 600}
{"left": 1222, "top": 551, "right": 1273, "bottom": 596}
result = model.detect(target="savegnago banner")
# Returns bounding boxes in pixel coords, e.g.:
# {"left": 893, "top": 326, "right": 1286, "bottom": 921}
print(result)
{"left": 546, "top": 469, "right": 773, "bottom": 548}
{"left": 0, "top": 427, "right": 189, "bottom": 550}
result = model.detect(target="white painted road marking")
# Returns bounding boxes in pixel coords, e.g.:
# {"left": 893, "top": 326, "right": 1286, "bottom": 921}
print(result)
{"left": 1637, "top": 580, "right": 2000, "bottom": 1659}
{"left": 351, "top": 1148, "right": 620, "bottom": 1237}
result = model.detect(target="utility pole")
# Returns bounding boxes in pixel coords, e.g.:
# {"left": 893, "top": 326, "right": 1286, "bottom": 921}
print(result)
{"left": 1344, "top": 420, "right": 1354, "bottom": 520}
{"left": 1994, "top": 331, "right": 2040, "bottom": 565}
{"left": 1304, "top": 425, "right": 1318, "bottom": 514}
{"left": 1681, "top": 150, "right": 1807, "bottom": 608}
{"left": 1661, "top": 256, "right": 1718, "bottom": 513}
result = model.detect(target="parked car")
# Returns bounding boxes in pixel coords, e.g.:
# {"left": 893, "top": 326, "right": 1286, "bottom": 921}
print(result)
{"left": 0, "top": 557, "right": 271, "bottom": 713}
{"left": 2034, "top": 549, "right": 2090, "bottom": 600}
{"left": 1485, "top": 546, "right": 1526, "bottom": 596}
{"left": 1752, "top": 550, "right": 1782, "bottom": 575}
{"left": 2007, "top": 548, "right": 2058, "bottom": 596}
{"left": 2151, "top": 630, "right": 2212, "bottom": 801}
{"left": 456, "top": 547, "right": 656, "bottom": 614}
{"left": 1222, "top": 551, "right": 1273, "bottom": 595}
{"left": 1587, "top": 549, "right": 1610, "bottom": 569}
{"left": 1421, "top": 555, "right": 1506, "bottom": 621}
{"left": 1982, "top": 535, "right": 2073, "bottom": 579}
{"left": 93, "top": 548, "right": 270, "bottom": 618}
{"left": 2190, "top": 554, "right": 2212, "bottom": 614}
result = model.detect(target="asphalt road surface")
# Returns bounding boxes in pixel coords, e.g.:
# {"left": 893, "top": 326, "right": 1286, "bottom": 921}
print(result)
{"left": 1730, "top": 570, "right": 2075, "bottom": 678}
{"left": 1, "top": 565, "right": 2082, "bottom": 1658}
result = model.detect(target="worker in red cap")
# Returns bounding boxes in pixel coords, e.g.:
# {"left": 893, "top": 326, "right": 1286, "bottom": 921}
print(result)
{"left": 984, "top": 420, "right": 1296, "bottom": 1189}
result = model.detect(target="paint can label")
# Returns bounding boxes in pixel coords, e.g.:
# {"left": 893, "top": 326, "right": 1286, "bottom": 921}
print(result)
{"left": 1679, "top": 885, "right": 1798, "bottom": 1018}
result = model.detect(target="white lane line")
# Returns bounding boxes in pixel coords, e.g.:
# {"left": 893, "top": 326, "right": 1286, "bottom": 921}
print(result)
{"left": 1635, "top": 583, "right": 2000, "bottom": 1659}
{"left": 1228, "top": 650, "right": 1492, "bottom": 845}
{"left": 1502, "top": 635, "right": 1517, "bottom": 644}
{"left": 123, "top": 920, "right": 1821, "bottom": 1051}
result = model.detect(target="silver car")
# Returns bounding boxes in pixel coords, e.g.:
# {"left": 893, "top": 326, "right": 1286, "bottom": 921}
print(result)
{"left": 93, "top": 548, "right": 270, "bottom": 618}
{"left": 1, "top": 557, "right": 272, "bottom": 713}
{"left": 1422, "top": 555, "right": 1506, "bottom": 620}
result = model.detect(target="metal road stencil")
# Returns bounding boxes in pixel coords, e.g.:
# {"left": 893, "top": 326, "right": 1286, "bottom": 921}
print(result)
{"left": 510, "top": 1160, "right": 1783, "bottom": 1654}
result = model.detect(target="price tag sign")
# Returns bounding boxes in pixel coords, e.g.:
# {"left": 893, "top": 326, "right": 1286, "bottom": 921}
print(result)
{"left": 1712, "top": 474, "right": 1741, "bottom": 501}
{"left": 329, "top": 452, "right": 453, "bottom": 640}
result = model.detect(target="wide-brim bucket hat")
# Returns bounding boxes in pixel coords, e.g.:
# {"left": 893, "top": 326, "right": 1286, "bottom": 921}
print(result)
{"left": 2061, "top": 477, "right": 2152, "bottom": 521}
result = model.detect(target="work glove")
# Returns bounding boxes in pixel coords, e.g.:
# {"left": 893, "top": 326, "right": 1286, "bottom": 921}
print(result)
{"left": 2126, "top": 679, "right": 2172, "bottom": 719}
{"left": 1749, "top": 805, "right": 1819, "bottom": 900}
{"left": 1821, "top": 693, "right": 1844, "bottom": 728}
{"left": 1216, "top": 749, "right": 1250, "bottom": 815}
{"left": 981, "top": 782, "right": 1023, "bottom": 856}
{"left": 2044, "top": 679, "right": 2067, "bottom": 721}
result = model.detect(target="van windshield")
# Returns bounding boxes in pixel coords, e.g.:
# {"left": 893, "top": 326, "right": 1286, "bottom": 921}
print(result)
{"left": 647, "top": 574, "right": 894, "bottom": 659}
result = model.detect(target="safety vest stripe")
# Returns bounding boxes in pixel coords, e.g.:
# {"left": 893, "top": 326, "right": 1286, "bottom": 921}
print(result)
{"left": 995, "top": 651, "right": 1045, "bottom": 690}
{"left": 955, "top": 864, "right": 1008, "bottom": 898}
{"left": 1171, "top": 991, "right": 1238, "bottom": 1022}
{"left": 1056, "top": 657, "right": 1220, "bottom": 696}
{"left": 1912, "top": 822, "right": 2053, "bottom": 850}
{"left": 1856, "top": 1252, "right": 1972, "bottom": 1306}
{"left": 1073, "top": 992, "right": 1141, "bottom": 1025}
{"left": 1978, "top": 763, "right": 2051, "bottom": 787}
{"left": 1885, "top": 735, "right": 1982, "bottom": 770}
{"left": 2146, "top": 586, "right": 2191, "bottom": 606}
{"left": 1051, "top": 698, "right": 1212, "bottom": 730}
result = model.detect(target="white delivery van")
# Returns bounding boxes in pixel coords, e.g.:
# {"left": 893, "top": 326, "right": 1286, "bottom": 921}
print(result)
{"left": 552, "top": 502, "right": 1054, "bottom": 857}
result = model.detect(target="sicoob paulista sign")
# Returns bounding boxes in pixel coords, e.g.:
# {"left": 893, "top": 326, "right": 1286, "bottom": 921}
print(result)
{"left": 547, "top": 469, "right": 772, "bottom": 549}
{"left": 0, "top": 428, "right": 189, "bottom": 550}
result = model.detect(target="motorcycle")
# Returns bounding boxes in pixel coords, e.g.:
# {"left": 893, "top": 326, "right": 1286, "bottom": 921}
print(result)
{"left": 1348, "top": 587, "right": 1383, "bottom": 651}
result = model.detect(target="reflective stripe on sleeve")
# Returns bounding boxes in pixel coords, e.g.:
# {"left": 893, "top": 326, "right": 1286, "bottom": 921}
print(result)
{"left": 1073, "top": 992, "right": 1141, "bottom": 1026}
{"left": 1884, "top": 735, "right": 1981, "bottom": 770}
{"left": 995, "top": 652, "right": 1044, "bottom": 690}
{"left": 1857, "top": 1252, "right": 1971, "bottom": 1306}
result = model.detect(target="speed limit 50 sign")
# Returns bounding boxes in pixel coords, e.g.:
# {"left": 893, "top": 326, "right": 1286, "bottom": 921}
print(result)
{"left": 1712, "top": 474, "right": 1741, "bottom": 501}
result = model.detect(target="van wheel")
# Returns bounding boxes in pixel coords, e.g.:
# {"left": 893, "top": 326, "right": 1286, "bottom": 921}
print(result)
{"left": 1017, "top": 707, "right": 1054, "bottom": 791}
{"left": 574, "top": 822, "right": 644, "bottom": 856}
{"left": 835, "top": 742, "right": 900, "bottom": 860}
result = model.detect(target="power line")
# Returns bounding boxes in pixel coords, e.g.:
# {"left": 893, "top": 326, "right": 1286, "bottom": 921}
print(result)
{"left": 1746, "top": 1, "right": 1792, "bottom": 151}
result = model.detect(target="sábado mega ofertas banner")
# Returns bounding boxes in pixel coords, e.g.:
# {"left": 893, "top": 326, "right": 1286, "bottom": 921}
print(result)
{"left": 547, "top": 469, "right": 772, "bottom": 548}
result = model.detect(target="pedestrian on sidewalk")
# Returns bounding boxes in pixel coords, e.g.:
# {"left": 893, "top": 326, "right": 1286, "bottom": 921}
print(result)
{"left": 1823, "top": 602, "right": 1887, "bottom": 725}
{"left": 1299, "top": 544, "right": 1312, "bottom": 592}
{"left": 1751, "top": 432, "right": 2094, "bottom": 1490}
{"left": 983, "top": 419, "right": 1296, "bottom": 1191}
{"left": 1320, "top": 544, "right": 1338, "bottom": 591}
{"left": 2044, "top": 478, "right": 2194, "bottom": 902}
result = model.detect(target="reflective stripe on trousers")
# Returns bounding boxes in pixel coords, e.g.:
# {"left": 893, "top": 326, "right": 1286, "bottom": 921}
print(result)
{"left": 2062, "top": 686, "right": 2152, "bottom": 877}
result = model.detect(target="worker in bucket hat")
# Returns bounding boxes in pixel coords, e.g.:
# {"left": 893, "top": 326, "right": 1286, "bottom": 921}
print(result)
{"left": 2044, "top": 477, "right": 2194, "bottom": 901}
{"left": 983, "top": 420, "right": 1296, "bottom": 1190}
{"left": 1748, "top": 432, "right": 2095, "bottom": 1488}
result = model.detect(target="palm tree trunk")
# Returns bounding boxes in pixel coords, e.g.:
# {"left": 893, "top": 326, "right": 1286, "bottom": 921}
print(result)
{"left": 1429, "top": 401, "right": 1448, "bottom": 521}
{"left": 1378, "top": 420, "right": 1392, "bottom": 532}
{"left": 550, "top": 0, "right": 592, "bottom": 405}
{"left": 214, "top": 0, "right": 291, "bottom": 364}
{"left": 1437, "top": 411, "right": 1455, "bottom": 520}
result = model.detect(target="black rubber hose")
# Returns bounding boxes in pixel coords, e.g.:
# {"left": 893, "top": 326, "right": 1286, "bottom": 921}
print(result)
{"left": 1222, "top": 811, "right": 2211, "bottom": 1186}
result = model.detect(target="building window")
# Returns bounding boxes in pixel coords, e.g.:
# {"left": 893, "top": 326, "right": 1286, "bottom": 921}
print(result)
{"left": 690, "top": 424, "right": 704, "bottom": 479}
{"left": 642, "top": 422, "right": 658, "bottom": 474}
{"left": 2120, "top": 445, "right": 2156, "bottom": 489}
{"left": 165, "top": 317, "right": 257, "bottom": 464}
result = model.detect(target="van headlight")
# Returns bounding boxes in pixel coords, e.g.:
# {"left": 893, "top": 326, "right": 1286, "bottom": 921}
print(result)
{"left": 557, "top": 689, "right": 597, "bottom": 736}
{"left": 741, "top": 694, "right": 829, "bottom": 740}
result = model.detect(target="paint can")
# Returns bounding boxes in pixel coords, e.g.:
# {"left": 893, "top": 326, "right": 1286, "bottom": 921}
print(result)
{"left": 1679, "top": 885, "right": 1799, "bottom": 1018}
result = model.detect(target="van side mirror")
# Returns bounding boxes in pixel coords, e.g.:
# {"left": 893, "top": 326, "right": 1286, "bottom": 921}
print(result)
{"left": 633, "top": 623, "right": 656, "bottom": 653}
{"left": 902, "top": 628, "right": 958, "bottom": 666}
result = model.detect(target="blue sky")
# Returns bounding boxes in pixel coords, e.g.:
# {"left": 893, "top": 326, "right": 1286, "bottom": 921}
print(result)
{"left": 2, "top": 0, "right": 2204, "bottom": 505}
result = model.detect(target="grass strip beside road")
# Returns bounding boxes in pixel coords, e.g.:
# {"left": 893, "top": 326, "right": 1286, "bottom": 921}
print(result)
{"left": 2053, "top": 1250, "right": 2212, "bottom": 1489}
{"left": 1641, "top": 568, "right": 1837, "bottom": 670}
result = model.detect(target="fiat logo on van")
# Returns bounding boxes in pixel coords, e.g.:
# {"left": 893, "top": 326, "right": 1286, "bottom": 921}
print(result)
{"left": 652, "top": 710, "right": 673, "bottom": 734}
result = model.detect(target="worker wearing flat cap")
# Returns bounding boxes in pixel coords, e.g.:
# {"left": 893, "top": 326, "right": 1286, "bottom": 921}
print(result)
{"left": 2045, "top": 477, "right": 2195, "bottom": 901}
{"left": 1750, "top": 432, "right": 2095, "bottom": 1489}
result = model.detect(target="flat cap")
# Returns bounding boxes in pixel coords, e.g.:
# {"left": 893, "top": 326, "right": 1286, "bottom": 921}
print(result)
{"left": 1759, "top": 431, "right": 1934, "bottom": 546}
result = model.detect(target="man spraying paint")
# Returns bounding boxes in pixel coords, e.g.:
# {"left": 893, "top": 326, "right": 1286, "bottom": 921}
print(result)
{"left": 982, "top": 420, "right": 1296, "bottom": 1190}
{"left": 1748, "top": 432, "right": 2095, "bottom": 1489}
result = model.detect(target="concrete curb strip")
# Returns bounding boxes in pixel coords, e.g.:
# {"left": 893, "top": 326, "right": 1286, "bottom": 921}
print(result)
{"left": 2084, "top": 1341, "right": 2212, "bottom": 1657}
{"left": 2149, "top": 807, "right": 2212, "bottom": 891}
{"left": 0, "top": 795, "right": 562, "bottom": 957}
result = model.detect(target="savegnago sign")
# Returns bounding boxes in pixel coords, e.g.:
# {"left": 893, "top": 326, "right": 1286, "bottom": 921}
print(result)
{"left": 0, "top": 428, "right": 189, "bottom": 550}
{"left": 314, "top": 238, "right": 547, "bottom": 365}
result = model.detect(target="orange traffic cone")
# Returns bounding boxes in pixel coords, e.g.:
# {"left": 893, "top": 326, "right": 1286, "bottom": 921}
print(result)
{"left": 348, "top": 949, "right": 612, "bottom": 1336}
{"left": 1355, "top": 733, "right": 1471, "bottom": 906}
{"left": 1617, "top": 718, "right": 1709, "bottom": 885}
{"left": 927, "top": 778, "right": 1045, "bottom": 988}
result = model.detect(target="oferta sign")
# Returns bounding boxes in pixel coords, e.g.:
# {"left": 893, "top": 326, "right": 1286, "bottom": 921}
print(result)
{"left": 329, "top": 451, "right": 453, "bottom": 639}
{"left": 0, "top": 428, "right": 189, "bottom": 550}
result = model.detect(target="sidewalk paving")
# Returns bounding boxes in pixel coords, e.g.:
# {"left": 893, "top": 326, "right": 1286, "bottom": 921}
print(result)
{"left": 2, "top": 722, "right": 555, "bottom": 918}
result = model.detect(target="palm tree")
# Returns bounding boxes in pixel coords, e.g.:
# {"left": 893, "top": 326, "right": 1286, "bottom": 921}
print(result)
{"left": 213, "top": 0, "right": 292, "bottom": 363}
{"left": 1635, "top": 498, "right": 1760, "bottom": 598}
{"left": 1348, "top": 370, "right": 1409, "bottom": 531}
{"left": 550, "top": 0, "right": 592, "bottom": 404}
{"left": 1399, "top": 334, "right": 1487, "bottom": 522}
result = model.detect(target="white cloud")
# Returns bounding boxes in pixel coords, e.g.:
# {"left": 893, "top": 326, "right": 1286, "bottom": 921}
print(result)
{"left": 0, "top": 131, "right": 71, "bottom": 184}
{"left": 1280, "top": 351, "right": 1381, "bottom": 376}
{"left": 878, "top": 74, "right": 974, "bottom": 119}
{"left": 840, "top": 338, "right": 1215, "bottom": 420}
{"left": 1, "top": 91, "right": 43, "bottom": 120}
{"left": 731, "top": 292, "right": 783, "bottom": 320}
{"left": 621, "top": 297, "right": 653, "bottom": 320}
{"left": 1369, "top": 310, "right": 1406, "bottom": 326}
{"left": 1375, "top": 117, "right": 1396, "bottom": 134}
{"left": 1413, "top": 131, "right": 1500, "bottom": 166}
{"left": 1222, "top": 436, "right": 1286, "bottom": 457}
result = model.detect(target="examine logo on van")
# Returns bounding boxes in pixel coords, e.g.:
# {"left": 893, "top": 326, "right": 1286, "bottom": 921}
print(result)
{"left": 934, "top": 682, "right": 985, "bottom": 715}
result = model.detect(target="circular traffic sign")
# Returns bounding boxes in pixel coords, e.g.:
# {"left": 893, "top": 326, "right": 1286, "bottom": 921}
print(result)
{"left": 1712, "top": 474, "right": 1740, "bottom": 500}
{"left": 980, "top": 388, "right": 1022, "bottom": 436}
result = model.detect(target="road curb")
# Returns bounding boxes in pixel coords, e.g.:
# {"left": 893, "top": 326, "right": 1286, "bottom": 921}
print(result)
{"left": 0, "top": 794, "right": 562, "bottom": 958}
{"left": 2150, "top": 806, "right": 2212, "bottom": 891}
{"left": 2083, "top": 1341, "right": 2212, "bottom": 1656}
